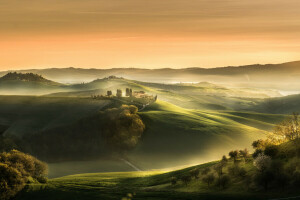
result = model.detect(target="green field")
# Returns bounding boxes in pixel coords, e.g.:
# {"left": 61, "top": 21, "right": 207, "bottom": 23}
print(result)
{"left": 18, "top": 161, "right": 297, "bottom": 200}
{"left": 126, "top": 101, "right": 286, "bottom": 170}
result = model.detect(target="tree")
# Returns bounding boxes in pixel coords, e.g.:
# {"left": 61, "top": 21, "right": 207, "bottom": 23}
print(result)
{"left": 0, "top": 150, "right": 48, "bottom": 200}
{"left": 274, "top": 113, "right": 300, "bottom": 142}
{"left": 0, "top": 163, "right": 25, "bottom": 200}
{"left": 273, "top": 113, "right": 300, "bottom": 157}
{"left": 264, "top": 145, "right": 279, "bottom": 158}
{"left": 239, "top": 148, "right": 249, "bottom": 162}
{"left": 252, "top": 140, "right": 268, "bottom": 150}
{"left": 221, "top": 155, "right": 228, "bottom": 163}
{"left": 252, "top": 149, "right": 263, "bottom": 159}
{"left": 202, "top": 173, "right": 215, "bottom": 187}
{"left": 190, "top": 168, "right": 200, "bottom": 179}
{"left": 103, "top": 105, "right": 145, "bottom": 152}
{"left": 253, "top": 153, "right": 271, "bottom": 173}
{"left": 229, "top": 150, "right": 238, "bottom": 162}
{"left": 214, "top": 163, "right": 224, "bottom": 179}
{"left": 180, "top": 175, "right": 192, "bottom": 186}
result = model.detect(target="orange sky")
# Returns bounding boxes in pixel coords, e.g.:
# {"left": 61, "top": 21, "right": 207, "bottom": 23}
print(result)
{"left": 0, "top": 0, "right": 300, "bottom": 69}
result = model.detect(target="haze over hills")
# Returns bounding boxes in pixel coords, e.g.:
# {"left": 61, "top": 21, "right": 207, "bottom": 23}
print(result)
{"left": 1, "top": 61, "right": 300, "bottom": 91}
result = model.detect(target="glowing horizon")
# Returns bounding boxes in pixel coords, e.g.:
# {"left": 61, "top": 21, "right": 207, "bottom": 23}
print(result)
{"left": 0, "top": 0, "right": 300, "bottom": 70}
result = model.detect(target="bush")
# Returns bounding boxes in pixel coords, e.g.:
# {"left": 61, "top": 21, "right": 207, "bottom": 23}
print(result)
{"left": 264, "top": 145, "right": 279, "bottom": 158}
{"left": 0, "top": 150, "right": 48, "bottom": 199}
{"left": 252, "top": 149, "right": 263, "bottom": 159}
{"left": 0, "top": 163, "right": 25, "bottom": 200}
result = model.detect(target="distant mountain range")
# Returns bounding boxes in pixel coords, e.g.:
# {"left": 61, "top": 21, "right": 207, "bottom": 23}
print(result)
{"left": 0, "top": 61, "right": 300, "bottom": 90}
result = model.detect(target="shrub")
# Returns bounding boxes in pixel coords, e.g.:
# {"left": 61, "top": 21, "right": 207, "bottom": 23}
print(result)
{"left": 252, "top": 149, "right": 263, "bottom": 159}
{"left": 0, "top": 163, "right": 25, "bottom": 200}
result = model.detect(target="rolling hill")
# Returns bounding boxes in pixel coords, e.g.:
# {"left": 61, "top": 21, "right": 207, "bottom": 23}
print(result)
{"left": 0, "top": 74, "right": 292, "bottom": 177}
{"left": 0, "top": 96, "right": 111, "bottom": 137}
{"left": 1, "top": 61, "right": 299, "bottom": 91}
{"left": 0, "top": 72, "right": 67, "bottom": 95}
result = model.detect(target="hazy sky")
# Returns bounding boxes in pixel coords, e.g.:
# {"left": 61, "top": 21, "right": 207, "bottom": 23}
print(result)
{"left": 0, "top": 0, "right": 300, "bottom": 69}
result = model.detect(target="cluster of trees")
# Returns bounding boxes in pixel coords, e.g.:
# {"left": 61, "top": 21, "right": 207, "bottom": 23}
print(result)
{"left": 171, "top": 149, "right": 249, "bottom": 190}
{"left": 0, "top": 72, "right": 51, "bottom": 83}
{"left": 0, "top": 150, "right": 48, "bottom": 200}
{"left": 171, "top": 113, "right": 300, "bottom": 192}
{"left": 102, "top": 105, "right": 145, "bottom": 152}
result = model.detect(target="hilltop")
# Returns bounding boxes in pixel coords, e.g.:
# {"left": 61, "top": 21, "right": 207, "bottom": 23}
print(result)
{"left": 0, "top": 72, "right": 66, "bottom": 95}
{"left": 0, "top": 72, "right": 61, "bottom": 85}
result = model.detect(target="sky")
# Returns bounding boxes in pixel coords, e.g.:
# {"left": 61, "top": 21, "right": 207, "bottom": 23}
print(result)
{"left": 0, "top": 0, "right": 300, "bottom": 70}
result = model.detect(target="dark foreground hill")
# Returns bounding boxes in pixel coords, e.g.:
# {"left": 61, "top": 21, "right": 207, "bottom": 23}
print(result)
{"left": 16, "top": 140, "right": 300, "bottom": 200}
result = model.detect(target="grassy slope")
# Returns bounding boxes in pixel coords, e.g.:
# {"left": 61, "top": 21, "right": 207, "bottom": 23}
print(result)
{"left": 249, "top": 94, "right": 300, "bottom": 114}
{"left": 0, "top": 96, "right": 111, "bottom": 136}
{"left": 18, "top": 160, "right": 293, "bottom": 200}
{"left": 47, "top": 78, "right": 271, "bottom": 111}
{"left": 126, "top": 101, "right": 286, "bottom": 169}
{"left": 18, "top": 141, "right": 300, "bottom": 200}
